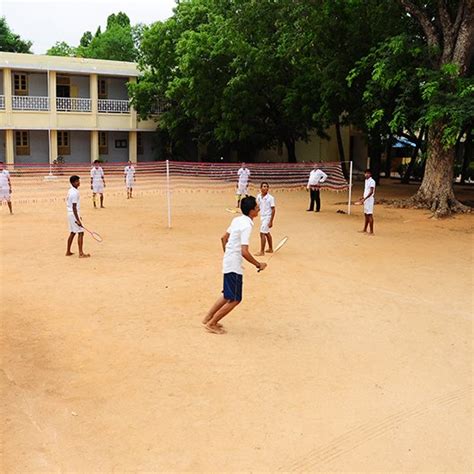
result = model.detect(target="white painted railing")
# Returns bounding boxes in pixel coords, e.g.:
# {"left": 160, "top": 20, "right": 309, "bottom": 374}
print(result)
{"left": 12, "top": 95, "right": 50, "bottom": 111}
{"left": 98, "top": 98, "right": 130, "bottom": 114}
{"left": 0, "top": 95, "right": 4, "bottom": 110}
{"left": 56, "top": 97, "right": 92, "bottom": 112}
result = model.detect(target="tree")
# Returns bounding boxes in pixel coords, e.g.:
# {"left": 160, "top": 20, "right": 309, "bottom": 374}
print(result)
{"left": 80, "top": 31, "right": 93, "bottom": 48}
{"left": 395, "top": 0, "right": 474, "bottom": 216}
{"left": 0, "top": 17, "right": 32, "bottom": 53}
{"left": 77, "top": 13, "right": 138, "bottom": 61}
{"left": 46, "top": 41, "right": 76, "bottom": 57}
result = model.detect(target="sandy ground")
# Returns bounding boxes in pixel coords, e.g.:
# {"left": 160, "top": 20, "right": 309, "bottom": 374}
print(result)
{"left": 1, "top": 178, "right": 473, "bottom": 473}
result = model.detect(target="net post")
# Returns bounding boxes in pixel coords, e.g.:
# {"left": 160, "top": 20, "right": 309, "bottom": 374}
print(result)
{"left": 166, "top": 159, "right": 172, "bottom": 228}
{"left": 347, "top": 161, "right": 353, "bottom": 215}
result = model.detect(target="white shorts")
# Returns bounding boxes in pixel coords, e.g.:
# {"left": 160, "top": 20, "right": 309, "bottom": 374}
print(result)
{"left": 126, "top": 178, "right": 134, "bottom": 188}
{"left": 68, "top": 213, "right": 84, "bottom": 233}
{"left": 260, "top": 216, "right": 272, "bottom": 234}
{"left": 92, "top": 182, "right": 104, "bottom": 193}
{"left": 364, "top": 197, "right": 374, "bottom": 214}
{"left": 0, "top": 188, "right": 11, "bottom": 201}
{"left": 237, "top": 182, "right": 248, "bottom": 195}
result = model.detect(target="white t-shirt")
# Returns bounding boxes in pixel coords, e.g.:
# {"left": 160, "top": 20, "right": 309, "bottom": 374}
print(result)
{"left": 0, "top": 169, "right": 10, "bottom": 189}
{"left": 364, "top": 177, "right": 376, "bottom": 199}
{"left": 90, "top": 167, "right": 104, "bottom": 183}
{"left": 222, "top": 215, "right": 254, "bottom": 275}
{"left": 257, "top": 193, "right": 275, "bottom": 217}
{"left": 237, "top": 167, "right": 250, "bottom": 184}
{"left": 307, "top": 169, "right": 328, "bottom": 187}
{"left": 66, "top": 187, "right": 80, "bottom": 214}
{"left": 124, "top": 165, "right": 135, "bottom": 179}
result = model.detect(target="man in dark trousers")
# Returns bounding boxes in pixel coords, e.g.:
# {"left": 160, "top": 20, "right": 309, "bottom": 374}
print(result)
{"left": 306, "top": 164, "right": 328, "bottom": 212}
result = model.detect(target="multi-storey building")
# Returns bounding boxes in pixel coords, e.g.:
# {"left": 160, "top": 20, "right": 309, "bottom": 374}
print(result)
{"left": 0, "top": 52, "right": 159, "bottom": 165}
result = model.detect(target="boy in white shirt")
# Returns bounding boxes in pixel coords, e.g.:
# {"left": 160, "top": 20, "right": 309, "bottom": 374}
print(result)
{"left": 359, "top": 169, "right": 376, "bottom": 235}
{"left": 90, "top": 160, "right": 105, "bottom": 208}
{"left": 306, "top": 164, "right": 328, "bottom": 212}
{"left": 256, "top": 182, "right": 276, "bottom": 256}
{"left": 203, "top": 196, "right": 266, "bottom": 334}
{"left": 0, "top": 161, "right": 13, "bottom": 214}
{"left": 66, "top": 175, "right": 90, "bottom": 258}
{"left": 124, "top": 161, "right": 136, "bottom": 199}
{"left": 236, "top": 162, "right": 250, "bottom": 208}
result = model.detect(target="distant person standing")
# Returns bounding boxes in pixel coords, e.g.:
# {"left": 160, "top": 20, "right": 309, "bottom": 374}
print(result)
{"left": 0, "top": 161, "right": 13, "bottom": 214}
{"left": 358, "top": 169, "right": 376, "bottom": 235}
{"left": 124, "top": 161, "right": 136, "bottom": 199}
{"left": 306, "top": 164, "right": 328, "bottom": 212}
{"left": 90, "top": 160, "right": 105, "bottom": 208}
{"left": 236, "top": 162, "right": 250, "bottom": 208}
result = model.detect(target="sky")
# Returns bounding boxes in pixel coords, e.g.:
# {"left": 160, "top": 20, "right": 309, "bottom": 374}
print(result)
{"left": 0, "top": 0, "right": 176, "bottom": 54}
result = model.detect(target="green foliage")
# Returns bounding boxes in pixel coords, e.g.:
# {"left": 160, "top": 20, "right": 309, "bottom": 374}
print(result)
{"left": 0, "top": 17, "right": 32, "bottom": 53}
{"left": 46, "top": 12, "right": 138, "bottom": 62}
{"left": 46, "top": 41, "right": 76, "bottom": 57}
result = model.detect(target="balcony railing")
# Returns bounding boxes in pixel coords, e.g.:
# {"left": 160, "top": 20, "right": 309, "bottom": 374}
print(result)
{"left": 0, "top": 95, "right": 4, "bottom": 110}
{"left": 98, "top": 99, "right": 130, "bottom": 114}
{"left": 12, "top": 95, "right": 50, "bottom": 111}
{"left": 57, "top": 97, "right": 92, "bottom": 113}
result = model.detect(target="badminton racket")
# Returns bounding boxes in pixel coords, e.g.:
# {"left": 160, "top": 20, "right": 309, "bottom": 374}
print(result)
{"left": 257, "top": 236, "right": 288, "bottom": 272}
{"left": 81, "top": 225, "right": 103, "bottom": 242}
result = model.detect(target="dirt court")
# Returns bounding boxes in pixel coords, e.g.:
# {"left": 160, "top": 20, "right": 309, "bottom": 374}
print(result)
{"left": 1, "top": 177, "right": 473, "bottom": 472}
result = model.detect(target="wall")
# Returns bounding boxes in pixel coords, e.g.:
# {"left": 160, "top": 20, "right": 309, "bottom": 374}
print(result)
{"left": 137, "top": 132, "right": 156, "bottom": 162}
{"left": 66, "top": 131, "right": 91, "bottom": 163}
{"left": 14, "top": 130, "right": 49, "bottom": 164}
{"left": 102, "top": 131, "right": 129, "bottom": 163}
{"left": 102, "top": 77, "right": 128, "bottom": 100}
{"left": 69, "top": 75, "right": 90, "bottom": 98}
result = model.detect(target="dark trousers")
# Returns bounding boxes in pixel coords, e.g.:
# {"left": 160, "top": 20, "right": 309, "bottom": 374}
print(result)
{"left": 309, "top": 188, "right": 321, "bottom": 211}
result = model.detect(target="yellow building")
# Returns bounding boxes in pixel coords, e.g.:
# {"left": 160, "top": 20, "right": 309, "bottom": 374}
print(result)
{"left": 0, "top": 52, "right": 159, "bottom": 165}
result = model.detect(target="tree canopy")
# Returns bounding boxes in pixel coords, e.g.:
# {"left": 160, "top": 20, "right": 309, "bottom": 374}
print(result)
{"left": 0, "top": 17, "right": 32, "bottom": 53}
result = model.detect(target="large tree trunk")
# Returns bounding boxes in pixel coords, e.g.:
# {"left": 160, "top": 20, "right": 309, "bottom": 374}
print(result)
{"left": 335, "top": 121, "right": 348, "bottom": 179}
{"left": 284, "top": 138, "right": 297, "bottom": 163}
{"left": 401, "top": 123, "right": 470, "bottom": 216}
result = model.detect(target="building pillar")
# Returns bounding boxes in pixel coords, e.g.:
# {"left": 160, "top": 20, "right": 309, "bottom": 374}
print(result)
{"left": 5, "top": 129, "right": 14, "bottom": 165}
{"left": 49, "top": 129, "right": 58, "bottom": 164}
{"left": 129, "top": 130, "right": 137, "bottom": 164}
{"left": 90, "top": 130, "right": 99, "bottom": 163}
{"left": 90, "top": 74, "right": 98, "bottom": 127}
{"left": 3, "top": 68, "right": 12, "bottom": 126}
{"left": 128, "top": 76, "right": 137, "bottom": 129}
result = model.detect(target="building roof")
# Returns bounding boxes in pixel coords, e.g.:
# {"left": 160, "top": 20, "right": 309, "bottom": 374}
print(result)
{"left": 0, "top": 52, "right": 139, "bottom": 77}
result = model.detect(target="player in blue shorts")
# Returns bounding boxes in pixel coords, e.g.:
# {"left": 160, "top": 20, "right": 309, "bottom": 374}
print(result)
{"left": 202, "top": 196, "right": 266, "bottom": 334}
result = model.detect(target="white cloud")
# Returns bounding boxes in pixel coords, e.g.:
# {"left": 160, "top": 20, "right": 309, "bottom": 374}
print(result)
{"left": 1, "top": 0, "right": 176, "bottom": 54}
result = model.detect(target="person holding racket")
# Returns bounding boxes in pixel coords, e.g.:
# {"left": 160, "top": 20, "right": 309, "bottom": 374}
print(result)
{"left": 256, "top": 182, "right": 275, "bottom": 256}
{"left": 203, "top": 196, "right": 266, "bottom": 334}
{"left": 66, "top": 175, "right": 90, "bottom": 258}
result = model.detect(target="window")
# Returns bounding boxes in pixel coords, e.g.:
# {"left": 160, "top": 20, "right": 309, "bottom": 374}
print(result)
{"left": 15, "top": 131, "right": 30, "bottom": 155}
{"left": 115, "top": 139, "right": 128, "bottom": 149}
{"left": 14, "top": 73, "right": 28, "bottom": 96}
{"left": 137, "top": 133, "right": 144, "bottom": 155}
{"left": 98, "top": 78, "right": 108, "bottom": 99}
{"left": 57, "top": 131, "right": 71, "bottom": 155}
{"left": 99, "top": 132, "right": 108, "bottom": 155}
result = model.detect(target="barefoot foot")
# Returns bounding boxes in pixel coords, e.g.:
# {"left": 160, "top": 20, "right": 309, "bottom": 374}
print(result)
{"left": 79, "top": 253, "right": 91, "bottom": 258}
{"left": 204, "top": 324, "right": 226, "bottom": 334}
{"left": 65, "top": 252, "right": 74, "bottom": 256}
